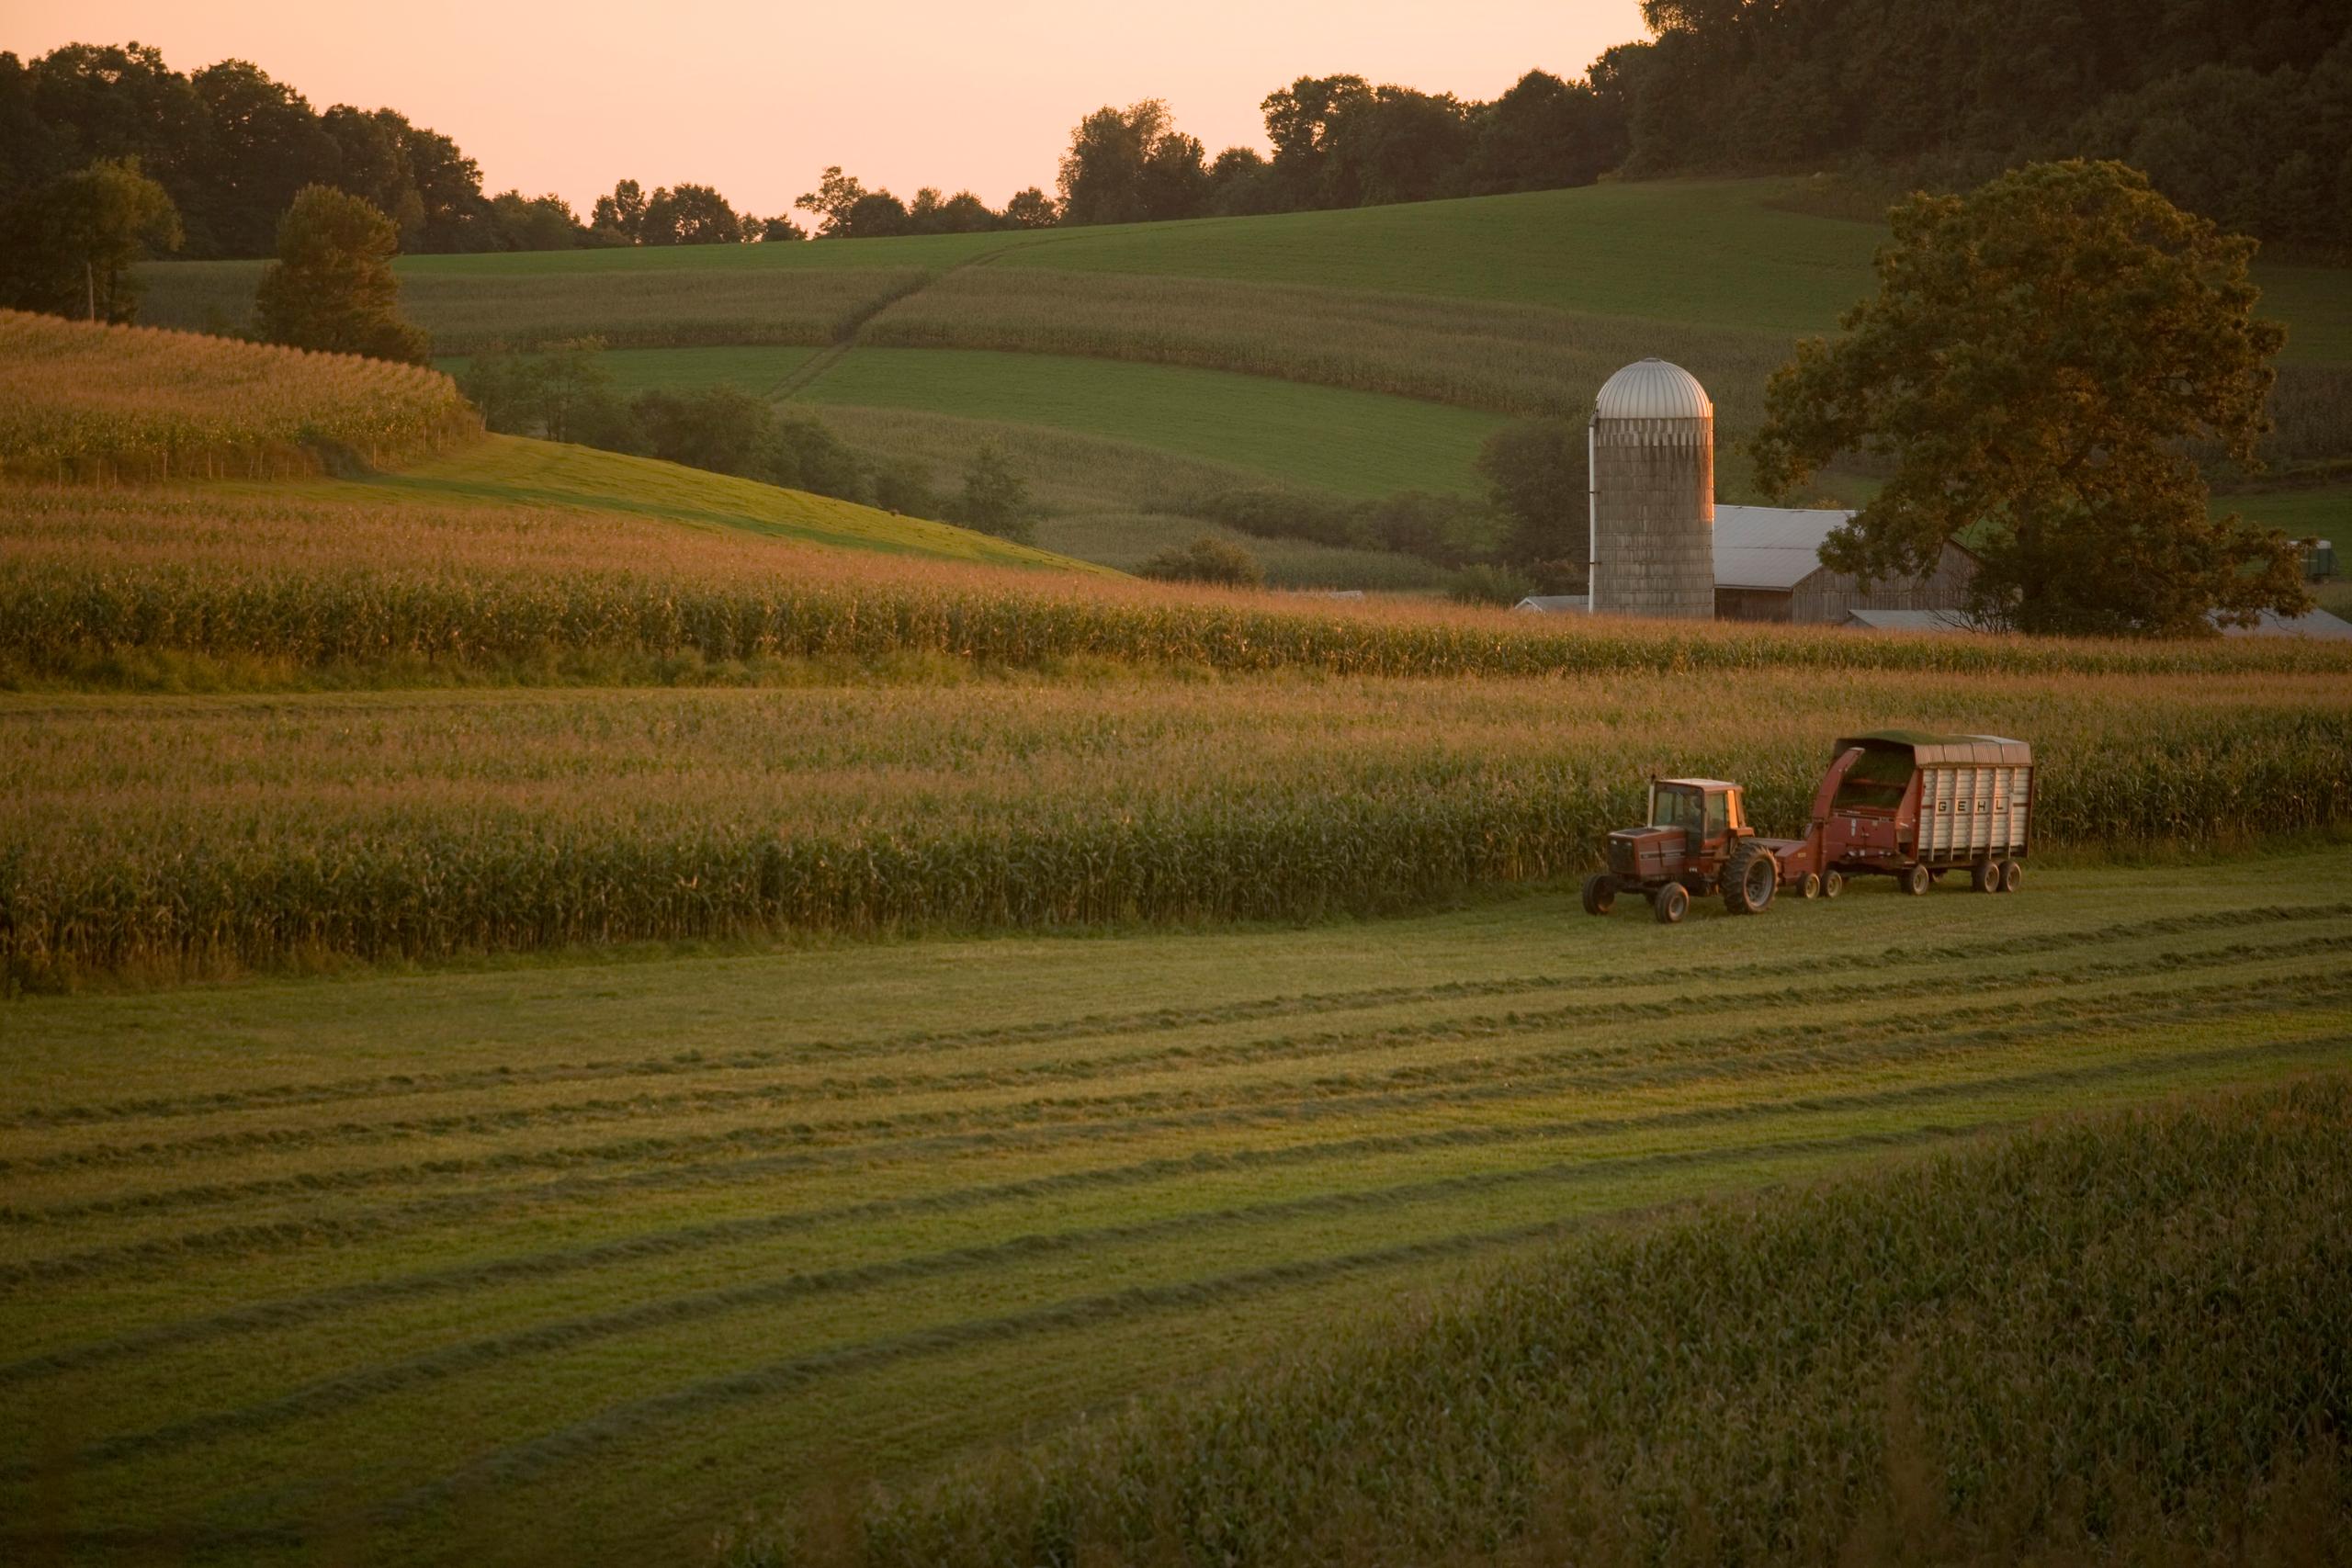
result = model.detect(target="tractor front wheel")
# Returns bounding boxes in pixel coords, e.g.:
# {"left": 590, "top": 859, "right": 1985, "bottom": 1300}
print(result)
{"left": 2000, "top": 859, "right": 2024, "bottom": 893}
{"left": 1902, "top": 863, "right": 1933, "bottom": 897}
{"left": 1581, "top": 874, "right": 1618, "bottom": 916}
{"left": 1722, "top": 840, "right": 1779, "bottom": 916}
{"left": 1652, "top": 882, "right": 1690, "bottom": 924}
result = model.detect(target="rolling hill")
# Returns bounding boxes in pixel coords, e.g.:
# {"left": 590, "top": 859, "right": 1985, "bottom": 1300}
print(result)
{"left": 139, "top": 178, "right": 2352, "bottom": 587}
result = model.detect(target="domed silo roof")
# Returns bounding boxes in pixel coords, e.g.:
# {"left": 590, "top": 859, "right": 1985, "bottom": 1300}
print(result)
{"left": 1593, "top": 358, "right": 1713, "bottom": 422}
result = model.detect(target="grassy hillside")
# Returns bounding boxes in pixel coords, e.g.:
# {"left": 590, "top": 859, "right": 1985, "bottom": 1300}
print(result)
{"left": 781, "top": 1074, "right": 2352, "bottom": 1567}
{"left": 322, "top": 433, "right": 1100, "bottom": 567}
{"left": 4, "top": 849, "right": 2346, "bottom": 1566}
{"left": 138, "top": 179, "right": 2348, "bottom": 586}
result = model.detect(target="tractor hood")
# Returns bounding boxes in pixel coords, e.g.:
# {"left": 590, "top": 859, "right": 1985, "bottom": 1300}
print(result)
{"left": 1608, "top": 826, "right": 1686, "bottom": 877}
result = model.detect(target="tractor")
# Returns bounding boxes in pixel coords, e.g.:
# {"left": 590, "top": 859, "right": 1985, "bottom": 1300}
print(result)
{"left": 1581, "top": 732, "right": 2033, "bottom": 925}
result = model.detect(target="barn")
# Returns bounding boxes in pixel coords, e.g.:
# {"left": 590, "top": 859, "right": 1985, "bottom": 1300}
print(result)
{"left": 1712, "top": 505, "right": 1976, "bottom": 625}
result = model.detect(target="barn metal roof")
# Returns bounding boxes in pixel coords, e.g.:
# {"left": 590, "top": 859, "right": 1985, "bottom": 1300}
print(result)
{"left": 1847, "top": 606, "right": 2352, "bottom": 639}
{"left": 2223, "top": 606, "right": 2352, "bottom": 639}
{"left": 1843, "top": 608, "right": 1978, "bottom": 632}
{"left": 1593, "top": 358, "right": 1712, "bottom": 423}
{"left": 1712, "top": 504, "right": 1855, "bottom": 590}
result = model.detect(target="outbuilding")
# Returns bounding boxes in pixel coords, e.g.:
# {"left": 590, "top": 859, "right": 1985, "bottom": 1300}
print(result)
{"left": 1713, "top": 505, "right": 1977, "bottom": 625}
{"left": 1843, "top": 605, "right": 2352, "bottom": 638}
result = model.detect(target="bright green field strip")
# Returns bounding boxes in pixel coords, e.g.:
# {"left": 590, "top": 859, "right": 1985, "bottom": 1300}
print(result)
{"left": 435, "top": 345, "right": 819, "bottom": 398}
{"left": 796, "top": 348, "right": 1505, "bottom": 497}
{"left": 2223, "top": 483, "right": 2350, "bottom": 537}
{"left": 5, "top": 851, "right": 2350, "bottom": 1564}
{"left": 272, "top": 433, "right": 1110, "bottom": 572}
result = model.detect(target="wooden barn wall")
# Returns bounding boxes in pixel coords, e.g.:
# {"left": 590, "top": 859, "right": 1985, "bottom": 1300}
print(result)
{"left": 1787, "top": 544, "right": 1976, "bottom": 625}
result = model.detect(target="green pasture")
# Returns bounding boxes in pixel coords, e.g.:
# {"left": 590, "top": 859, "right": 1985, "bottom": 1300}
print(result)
{"left": 797, "top": 348, "right": 1504, "bottom": 498}
{"left": 4, "top": 846, "right": 2348, "bottom": 1566}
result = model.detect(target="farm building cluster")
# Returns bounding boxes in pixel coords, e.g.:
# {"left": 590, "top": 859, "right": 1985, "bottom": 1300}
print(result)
{"left": 1519, "top": 357, "right": 2350, "bottom": 638}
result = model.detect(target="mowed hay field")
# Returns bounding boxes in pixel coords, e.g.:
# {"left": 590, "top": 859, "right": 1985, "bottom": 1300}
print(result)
{"left": 783, "top": 1074, "right": 2352, "bottom": 1568}
{"left": 5, "top": 850, "right": 2350, "bottom": 1566}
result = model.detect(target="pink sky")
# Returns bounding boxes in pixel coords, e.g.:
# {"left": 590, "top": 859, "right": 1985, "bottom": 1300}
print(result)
{"left": 7, "top": 1, "right": 1649, "bottom": 216}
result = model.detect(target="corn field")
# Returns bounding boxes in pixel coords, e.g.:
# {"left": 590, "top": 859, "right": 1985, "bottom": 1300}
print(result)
{"left": 7, "top": 485, "right": 2351, "bottom": 688}
{"left": 5, "top": 672, "right": 2346, "bottom": 982}
{"left": 0, "top": 311, "right": 480, "bottom": 483}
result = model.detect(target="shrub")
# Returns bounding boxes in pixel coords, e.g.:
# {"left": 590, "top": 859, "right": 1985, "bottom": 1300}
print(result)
{"left": 1138, "top": 535, "right": 1265, "bottom": 587}
{"left": 1448, "top": 562, "right": 1536, "bottom": 605}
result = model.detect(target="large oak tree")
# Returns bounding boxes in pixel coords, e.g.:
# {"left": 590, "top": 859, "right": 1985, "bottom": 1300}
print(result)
{"left": 1751, "top": 160, "right": 2309, "bottom": 637}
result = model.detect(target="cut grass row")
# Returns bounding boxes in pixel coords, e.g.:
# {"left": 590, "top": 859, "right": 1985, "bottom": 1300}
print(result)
{"left": 2, "top": 852, "right": 2346, "bottom": 1565}
{"left": 786, "top": 1073, "right": 2352, "bottom": 1568}
{"left": 4, "top": 670, "right": 2346, "bottom": 981}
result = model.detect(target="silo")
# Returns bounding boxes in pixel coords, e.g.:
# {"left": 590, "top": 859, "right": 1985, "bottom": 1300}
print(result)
{"left": 1588, "top": 358, "right": 1714, "bottom": 619}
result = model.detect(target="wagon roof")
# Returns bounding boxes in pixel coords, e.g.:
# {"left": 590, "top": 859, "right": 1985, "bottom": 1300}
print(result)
{"left": 1838, "top": 730, "right": 2032, "bottom": 767}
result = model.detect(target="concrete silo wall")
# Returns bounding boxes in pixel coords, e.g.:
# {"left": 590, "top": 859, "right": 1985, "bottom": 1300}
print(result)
{"left": 1591, "top": 414, "right": 1714, "bottom": 619}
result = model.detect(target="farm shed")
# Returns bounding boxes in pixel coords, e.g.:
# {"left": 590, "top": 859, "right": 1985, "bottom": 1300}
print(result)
{"left": 1713, "top": 506, "right": 1976, "bottom": 625}
{"left": 1844, "top": 606, "right": 2352, "bottom": 638}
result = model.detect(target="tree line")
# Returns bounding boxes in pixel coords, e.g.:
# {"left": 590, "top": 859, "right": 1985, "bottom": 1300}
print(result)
{"left": 10, "top": 10, "right": 2345, "bottom": 265}
{"left": 1621, "top": 0, "right": 2352, "bottom": 252}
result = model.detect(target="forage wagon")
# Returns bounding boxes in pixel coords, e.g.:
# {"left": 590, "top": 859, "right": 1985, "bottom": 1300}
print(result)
{"left": 1582, "top": 731, "right": 2034, "bottom": 925}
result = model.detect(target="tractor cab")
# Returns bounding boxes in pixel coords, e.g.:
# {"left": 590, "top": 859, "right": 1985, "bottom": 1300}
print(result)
{"left": 1607, "top": 778, "right": 1748, "bottom": 886}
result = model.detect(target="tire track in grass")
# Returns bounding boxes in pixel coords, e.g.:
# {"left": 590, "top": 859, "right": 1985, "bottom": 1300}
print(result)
{"left": 333, "top": 1043, "right": 2350, "bottom": 1535}
{"left": 14, "top": 901, "right": 2343, "bottom": 1131}
{"left": 27, "top": 936, "right": 2350, "bottom": 1238}
{"left": 6, "top": 966, "right": 2346, "bottom": 1301}
{"left": 6, "top": 1122, "right": 1994, "bottom": 1482}
{"left": 17, "top": 926, "right": 2346, "bottom": 1179}
{"left": 7, "top": 1020, "right": 2346, "bottom": 1389}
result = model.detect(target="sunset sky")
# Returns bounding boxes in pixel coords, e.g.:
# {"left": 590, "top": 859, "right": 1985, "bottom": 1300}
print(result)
{"left": 7, "top": 0, "right": 1649, "bottom": 217}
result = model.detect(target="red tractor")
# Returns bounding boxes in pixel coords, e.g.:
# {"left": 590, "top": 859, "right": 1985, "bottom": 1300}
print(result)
{"left": 1582, "top": 731, "right": 2033, "bottom": 925}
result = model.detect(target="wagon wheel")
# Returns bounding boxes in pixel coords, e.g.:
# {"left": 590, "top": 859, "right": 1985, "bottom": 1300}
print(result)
{"left": 1652, "top": 881, "right": 1690, "bottom": 924}
{"left": 1581, "top": 874, "right": 1618, "bottom": 916}
{"left": 1902, "top": 863, "right": 1932, "bottom": 897}
{"left": 2000, "top": 860, "right": 2024, "bottom": 893}
{"left": 1800, "top": 872, "right": 1822, "bottom": 900}
{"left": 1823, "top": 870, "right": 1845, "bottom": 899}
{"left": 1972, "top": 861, "right": 2000, "bottom": 894}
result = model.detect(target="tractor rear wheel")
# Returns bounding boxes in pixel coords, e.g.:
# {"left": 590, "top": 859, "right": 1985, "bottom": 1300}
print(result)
{"left": 1722, "top": 840, "right": 1778, "bottom": 915}
{"left": 1581, "top": 874, "right": 1618, "bottom": 916}
{"left": 1652, "top": 882, "right": 1689, "bottom": 924}
{"left": 1824, "top": 870, "right": 1845, "bottom": 899}
{"left": 2000, "top": 859, "right": 2024, "bottom": 893}
{"left": 1972, "top": 860, "right": 2000, "bottom": 894}
{"left": 1902, "top": 863, "right": 1932, "bottom": 897}
{"left": 1801, "top": 872, "right": 1822, "bottom": 900}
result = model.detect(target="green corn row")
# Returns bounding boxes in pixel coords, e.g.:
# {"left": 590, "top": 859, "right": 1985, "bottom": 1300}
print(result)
{"left": 6, "top": 717, "right": 2346, "bottom": 986}
{"left": 0, "top": 310, "right": 481, "bottom": 483}
{"left": 9, "top": 563, "right": 2352, "bottom": 682}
